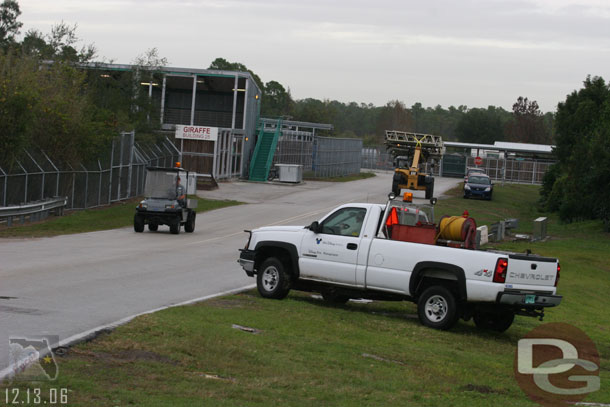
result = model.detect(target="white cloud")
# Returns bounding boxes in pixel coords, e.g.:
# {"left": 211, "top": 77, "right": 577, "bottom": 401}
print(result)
{"left": 292, "top": 23, "right": 609, "bottom": 52}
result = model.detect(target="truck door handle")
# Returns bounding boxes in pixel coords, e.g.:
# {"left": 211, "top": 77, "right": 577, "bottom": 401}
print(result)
{"left": 347, "top": 243, "right": 358, "bottom": 250}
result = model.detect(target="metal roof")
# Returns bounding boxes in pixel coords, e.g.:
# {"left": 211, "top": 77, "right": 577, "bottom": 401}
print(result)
{"left": 79, "top": 62, "right": 263, "bottom": 94}
{"left": 493, "top": 141, "right": 554, "bottom": 153}
{"left": 445, "top": 141, "right": 555, "bottom": 155}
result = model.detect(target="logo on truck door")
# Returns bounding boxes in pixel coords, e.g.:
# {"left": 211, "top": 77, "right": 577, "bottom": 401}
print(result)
{"left": 514, "top": 323, "right": 600, "bottom": 406}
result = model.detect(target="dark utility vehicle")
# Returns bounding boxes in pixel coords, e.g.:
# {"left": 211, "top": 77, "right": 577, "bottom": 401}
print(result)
{"left": 464, "top": 174, "right": 493, "bottom": 200}
{"left": 134, "top": 166, "right": 197, "bottom": 234}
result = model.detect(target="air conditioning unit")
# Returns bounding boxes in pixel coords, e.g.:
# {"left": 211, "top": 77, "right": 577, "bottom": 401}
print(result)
{"left": 276, "top": 164, "right": 303, "bottom": 183}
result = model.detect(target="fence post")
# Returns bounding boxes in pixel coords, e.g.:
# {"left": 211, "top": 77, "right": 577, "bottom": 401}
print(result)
{"left": 109, "top": 139, "right": 114, "bottom": 204}
{"left": 16, "top": 160, "right": 27, "bottom": 203}
{"left": 0, "top": 167, "right": 10, "bottom": 209}
{"left": 98, "top": 160, "right": 102, "bottom": 207}
{"left": 41, "top": 150, "right": 59, "bottom": 198}
{"left": 81, "top": 164, "right": 89, "bottom": 209}
{"left": 71, "top": 168, "right": 76, "bottom": 209}
{"left": 117, "top": 133, "right": 124, "bottom": 201}
{"left": 25, "top": 151, "right": 45, "bottom": 201}
{"left": 126, "top": 131, "right": 134, "bottom": 198}
{"left": 532, "top": 160, "right": 537, "bottom": 184}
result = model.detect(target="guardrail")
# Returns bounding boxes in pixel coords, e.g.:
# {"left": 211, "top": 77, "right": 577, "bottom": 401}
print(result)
{"left": 0, "top": 197, "right": 67, "bottom": 227}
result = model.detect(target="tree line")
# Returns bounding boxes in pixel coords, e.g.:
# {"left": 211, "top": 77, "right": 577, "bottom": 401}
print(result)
{"left": 540, "top": 76, "right": 610, "bottom": 230}
{"left": 208, "top": 58, "right": 554, "bottom": 146}
{"left": 0, "top": 0, "right": 165, "bottom": 168}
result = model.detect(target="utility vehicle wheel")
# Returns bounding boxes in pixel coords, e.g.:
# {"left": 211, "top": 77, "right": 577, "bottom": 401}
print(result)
{"left": 148, "top": 223, "right": 158, "bottom": 232}
{"left": 473, "top": 311, "right": 514, "bottom": 332}
{"left": 257, "top": 257, "right": 290, "bottom": 299}
{"left": 321, "top": 289, "right": 350, "bottom": 304}
{"left": 170, "top": 221, "right": 181, "bottom": 235}
{"left": 417, "top": 286, "right": 459, "bottom": 330}
{"left": 425, "top": 179, "right": 435, "bottom": 199}
{"left": 134, "top": 214, "right": 144, "bottom": 233}
{"left": 391, "top": 181, "right": 400, "bottom": 196}
{"left": 184, "top": 212, "right": 196, "bottom": 233}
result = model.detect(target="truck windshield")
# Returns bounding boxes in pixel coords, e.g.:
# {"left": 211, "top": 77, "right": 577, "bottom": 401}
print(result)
{"left": 144, "top": 171, "right": 180, "bottom": 199}
{"left": 469, "top": 176, "right": 490, "bottom": 185}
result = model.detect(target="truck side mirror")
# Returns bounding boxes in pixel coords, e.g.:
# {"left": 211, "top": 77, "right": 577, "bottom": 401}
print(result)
{"left": 308, "top": 221, "right": 321, "bottom": 233}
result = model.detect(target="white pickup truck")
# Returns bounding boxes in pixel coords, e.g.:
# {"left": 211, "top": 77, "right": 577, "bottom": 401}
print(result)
{"left": 238, "top": 196, "right": 562, "bottom": 331}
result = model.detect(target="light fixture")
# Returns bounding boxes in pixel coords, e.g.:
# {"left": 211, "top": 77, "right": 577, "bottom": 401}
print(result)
{"left": 140, "top": 82, "right": 159, "bottom": 86}
{"left": 100, "top": 74, "right": 110, "bottom": 78}
{"left": 232, "top": 88, "right": 246, "bottom": 92}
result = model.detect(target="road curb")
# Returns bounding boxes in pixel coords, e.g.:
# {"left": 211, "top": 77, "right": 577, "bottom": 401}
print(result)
{"left": 0, "top": 284, "right": 256, "bottom": 383}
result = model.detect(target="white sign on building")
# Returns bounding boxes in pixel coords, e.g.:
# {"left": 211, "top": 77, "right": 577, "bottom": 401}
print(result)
{"left": 175, "top": 125, "right": 219, "bottom": 141}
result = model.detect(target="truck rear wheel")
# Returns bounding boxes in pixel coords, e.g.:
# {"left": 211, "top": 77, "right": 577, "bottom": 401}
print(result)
{"left": 473, "top": 311, "right": 514, "bottom": 332}
{"left": 134, "top": 214, "right": 144, "bottom": 233}
{"left": 257, "top": 257, "right": 290, "bottom": 299}
{"left": 417, "top": 286, "right": 459, "bottom": 330}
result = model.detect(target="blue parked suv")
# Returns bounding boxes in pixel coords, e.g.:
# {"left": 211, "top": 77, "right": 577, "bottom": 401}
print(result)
{"left": 464, "top": 174, "right": 493, "bottom": 200}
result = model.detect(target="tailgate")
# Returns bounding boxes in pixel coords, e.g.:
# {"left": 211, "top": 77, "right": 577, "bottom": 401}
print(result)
{"left": 505, "top": 254, "right": 558, "bottom": 287}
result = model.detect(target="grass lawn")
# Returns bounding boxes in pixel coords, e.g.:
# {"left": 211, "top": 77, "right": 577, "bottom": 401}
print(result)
{"left": 0, "top": 196, "right": 242, "bottom": 238}
{"left": 2, "top": 183, "right": 608, "bottom": 406}
{"left": 304, "top": 171, "right": 376, "bottom": 182}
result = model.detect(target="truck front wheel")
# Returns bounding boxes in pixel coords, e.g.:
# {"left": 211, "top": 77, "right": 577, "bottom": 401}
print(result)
{"left": 417, "top": 286, "right": 459, "bottom": 330}
{"left": 257, "top": 257, "right": 290, "bottom": 300}
{"left": 473, "top": 311, "right": 514, "bottom": 332}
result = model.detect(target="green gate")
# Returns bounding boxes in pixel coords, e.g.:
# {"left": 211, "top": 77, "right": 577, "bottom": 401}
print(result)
{"left": 441, "top": 154, "right": 467, "bottom": 178}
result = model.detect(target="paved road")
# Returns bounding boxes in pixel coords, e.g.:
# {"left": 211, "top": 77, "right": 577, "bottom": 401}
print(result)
{"left": 0, "top": 172, "right": 459, "bottom": 374}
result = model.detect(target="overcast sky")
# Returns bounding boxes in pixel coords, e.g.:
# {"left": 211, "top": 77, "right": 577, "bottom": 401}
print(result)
{"left": 18, "top": 0, "right": 610, "bottom": 112}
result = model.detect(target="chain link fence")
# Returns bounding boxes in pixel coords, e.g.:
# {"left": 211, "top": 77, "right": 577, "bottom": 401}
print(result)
{"left": 271, "top": 135, "right": 362, "bottom": 178}
{"left": 464, "top": 156, "right": 554, "bottom": 184}
{"left": 361, "top": 145, "right": 553, "bottom": 184}
{"left": 361, "top": 147, "right": 440, "bottom": 176}
{"left": 312, "top": 137, "right": 362, "bottom": 177}
{"left": 272, "top": 131, "right": 314, "bottom": 171}
{"left": 361, "top": 148, "right": 393, "bottom": 171}
{"left": 0, "top": 132, "right": 180, "bottom": 210}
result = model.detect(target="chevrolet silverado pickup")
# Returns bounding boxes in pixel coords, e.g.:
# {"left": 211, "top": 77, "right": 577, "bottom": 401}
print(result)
{"left": 238, "top": 196, "right": 561, "bottom": 331}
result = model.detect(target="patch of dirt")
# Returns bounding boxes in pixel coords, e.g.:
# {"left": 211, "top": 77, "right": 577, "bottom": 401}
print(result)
{"left": 206, "top": 298, "right": 260, "bottom": 309}
{"left": 461, "top": 384, "right": 507, "bottom": 395}
{"left": 63, "top": 348, "right": 177, "bottom": 365}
